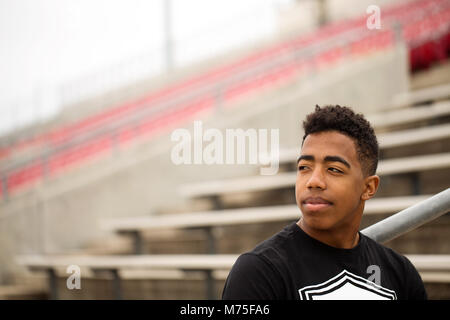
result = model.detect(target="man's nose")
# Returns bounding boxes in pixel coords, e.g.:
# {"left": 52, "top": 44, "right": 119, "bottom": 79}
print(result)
{"left": 306, "top": 168, "right": 326, "bottom": 190}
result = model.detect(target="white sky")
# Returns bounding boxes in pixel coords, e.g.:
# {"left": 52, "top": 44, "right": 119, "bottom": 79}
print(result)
{"left": 0, "top": 0, "right": 292, "bottom": 134}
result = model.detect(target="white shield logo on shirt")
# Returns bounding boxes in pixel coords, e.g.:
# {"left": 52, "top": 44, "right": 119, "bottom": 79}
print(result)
{"left": 298, "top": 269, "right": 397, "bottom": 300}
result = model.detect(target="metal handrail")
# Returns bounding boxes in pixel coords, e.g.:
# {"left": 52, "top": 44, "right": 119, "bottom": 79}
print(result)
{"left": 361, "top": 188, "right": 450, "bottom": 243}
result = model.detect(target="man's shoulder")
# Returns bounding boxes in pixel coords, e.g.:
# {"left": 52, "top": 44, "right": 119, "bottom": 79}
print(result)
{"left": 248, "top": 222, "right": 297, "bottom": 258}
{"left": 228, "top": 222, "right": 298, "bottom": 274}
{"left": 222, "top": 224, "right": 297, "bottom": 300}
{"left": 362, "top": 233, "right": 416, "bottom": 269}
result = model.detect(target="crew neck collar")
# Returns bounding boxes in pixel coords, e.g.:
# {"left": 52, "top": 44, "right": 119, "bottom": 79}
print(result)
{"left": 289, "top": 222, "right": 365, "bottom": 257}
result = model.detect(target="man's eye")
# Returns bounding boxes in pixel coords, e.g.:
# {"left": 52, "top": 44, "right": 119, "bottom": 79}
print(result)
{"left": 298, "top": 165, "right": 308, "bottom": 171}
{"left": 329, "top": 167, "right": 343, "bottom": 173}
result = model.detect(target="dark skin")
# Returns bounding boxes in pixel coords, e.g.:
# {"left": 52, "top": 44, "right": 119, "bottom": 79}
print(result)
{"left": 295, "top": 130, "right": 380, "bottom": 249}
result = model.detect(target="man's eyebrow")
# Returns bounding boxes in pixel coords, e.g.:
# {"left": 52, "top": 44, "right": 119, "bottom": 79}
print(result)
{"left": 297, "top": 155, "right": 351, "bottom": 169}
{"left": 297, "top": 155, "right": 314, "bottom": 164}
{"left": 324, "top": 156, "right": 351, "bottom": 169}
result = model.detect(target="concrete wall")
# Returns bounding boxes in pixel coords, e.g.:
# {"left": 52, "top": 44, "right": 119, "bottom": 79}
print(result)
{"left": 0, "top": 44, "right": 409, "bottom": 283}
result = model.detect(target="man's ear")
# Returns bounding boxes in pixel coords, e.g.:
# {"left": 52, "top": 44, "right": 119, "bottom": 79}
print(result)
{"left": 361, "top": 175, "right": 380, "bottom": 201}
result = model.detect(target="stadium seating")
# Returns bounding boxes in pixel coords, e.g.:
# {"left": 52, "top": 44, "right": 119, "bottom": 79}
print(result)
{"left": 5, "top": 0, "right": 450, "bottom": 300}
{"left": 1, "top": 0, "right": 449, "bottom": 200}
{"left": 16, "top": 88, "right": 450, "bottom": 298}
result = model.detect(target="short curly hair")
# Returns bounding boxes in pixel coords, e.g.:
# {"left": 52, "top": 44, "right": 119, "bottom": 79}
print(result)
{"left": 302, "top": 105, "right": 379, "bottom": 176}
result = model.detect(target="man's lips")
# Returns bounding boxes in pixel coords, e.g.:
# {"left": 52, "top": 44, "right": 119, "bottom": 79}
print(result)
{"left": 302, "top": 197, "right": 333, "bottom": 211}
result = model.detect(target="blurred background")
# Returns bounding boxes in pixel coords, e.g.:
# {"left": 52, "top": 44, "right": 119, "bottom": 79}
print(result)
{"left": 0, "top": 0, "right": 449, "bottom": 299}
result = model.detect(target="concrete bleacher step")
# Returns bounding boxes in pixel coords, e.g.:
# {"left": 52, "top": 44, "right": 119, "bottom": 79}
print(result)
{"left": 98, "top": 194, "right": 440, "bottom": 257}
{"left": 378, "top": 123, "right": 450, "bottom": 150}
{"left": 178, "top": 153, "right": 450, "bottom": 199}
{"left": 130, "top": 211, "right": 449, "bottom": 256}
{"left": 16, "top": 254, "right": 450, "bottom": 278}
{"left": 16, "top": 253, "right": 450, "bottom": 299}
{"left": 388, "top": 83, "right": 450, "bottom": 110}
{"left": 16, "top": 254, "right": 236, "bottom": 272}
{"left": 102, "top": 195, "right": 430, "bottom": 233}
{"left": 410, "top": 60, "right": 450, "bottom": 90}
{"left": 0, "top": 284, "right": 47, "bottom": 300}
{"left": 369, "top": 100, "right": 450, "bottom": 131}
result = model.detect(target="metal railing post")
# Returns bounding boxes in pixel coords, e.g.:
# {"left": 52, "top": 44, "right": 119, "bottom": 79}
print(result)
{"left": 361, "top": 188, "right": 450, "bottom": 243}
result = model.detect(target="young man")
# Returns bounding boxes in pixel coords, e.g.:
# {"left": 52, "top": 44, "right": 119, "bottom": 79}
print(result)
{"left": 222, "top": 105, "right": 427, "bottom": 300}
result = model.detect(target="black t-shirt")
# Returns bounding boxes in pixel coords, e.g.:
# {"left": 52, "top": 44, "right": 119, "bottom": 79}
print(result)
{"left": 222, "top": 222, "right": 427, "bottom": 300}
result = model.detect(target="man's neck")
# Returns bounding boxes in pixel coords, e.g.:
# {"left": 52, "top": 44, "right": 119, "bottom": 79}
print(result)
{"left": 297, "top": 219, "right": 360, "bottom": 249}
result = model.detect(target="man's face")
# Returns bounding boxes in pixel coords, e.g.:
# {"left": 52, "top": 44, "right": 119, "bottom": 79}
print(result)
{"left": 295, "top": 130, "right": 367, "bottom": 232}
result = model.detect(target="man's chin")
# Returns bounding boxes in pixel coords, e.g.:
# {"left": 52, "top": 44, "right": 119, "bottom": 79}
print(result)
{"left": 299, "top": 214, "right": 336, "bottom": 232}
{"left": 300, "top": 203, "right": 333, "bottom": 220}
